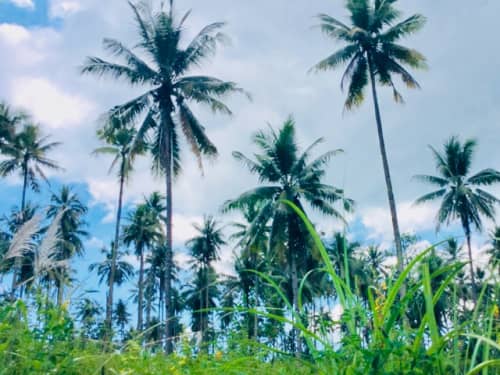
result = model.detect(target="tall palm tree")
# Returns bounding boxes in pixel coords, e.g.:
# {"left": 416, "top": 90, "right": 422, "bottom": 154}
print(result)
{"left": 223, "top": 117, "right": 353, "bottom": 354}
{"left": 186, "top": 215, "right": 225, "bottom": 344}
{"left": 93, "top": 118, "right": 145, "bottom": 335}
{"left": 81, "top": 1, "right": 246, "bottom": 351}
{"left": 414, "top": 136, "right": 500, "bottom": 294}
{"left": 47, "top": 186, "right": 88, "bottom": 305}
{"left": 312, "top": 0, "right": 427, "bottom": 274}
{"left": 123, "top": 203, "right": 162, "bottom": 331}
{"left": 0, "top": 124, "right": 61, "bottom": 293}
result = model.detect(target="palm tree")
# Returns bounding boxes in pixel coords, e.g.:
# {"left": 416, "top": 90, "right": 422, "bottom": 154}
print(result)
{"left": 313, "top": 0, "right": 427, "bottom": 274}
{"left": 0, "top": 124, "right": 62, "bottom": 214}
{"left": 123, "top": 203, "right": 162, "bottom": 331}
{"left": 414, "top": 136, "right": 500, "bottom": 294}
{"left": 0, "top": 124, "right": 61, "bottom": 294}
{"left": 363, "top": 245, "right": 388, "bottom": 281}
{"left": 77, "top": 297, "right": 103, "bottom": 339}
{"left": 186, "top": 215, "right": 225, "bottom": 344}
{"left": 81, "top": 1, "right": 246, "bottom": 351}
{"left": 229, "top": 199, "right": 270, "bottom": 340}
{"left": 0, "top": 102, "right": 26, "bottom": 152}
{"left": 223, "top": 117, "right": 353, "bottom": 354}
{"left": 93, "top": 118, "right": 145, "bottom": 335}
{"left": 114, "top": 299, "right": 131, "bottom": 341}
{"left": 486, "top": 227, "right": 500, "bottom": 275}
{"left": 183, "top": 266, "right": 219, "bottom": 347}
{"left": 47, "top": 186, "right": 88, "bottom": 305}
{"left": 89, "top": 245, "right": 135, "bottom": 288}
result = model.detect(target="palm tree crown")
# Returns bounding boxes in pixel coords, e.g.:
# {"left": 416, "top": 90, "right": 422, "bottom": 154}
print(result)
{"left": 313, "top": 0, "right": 427, "bottom": 109}
{"left": 186, "top": 216, "right": 226, "bottom": 270}
{"left": 415, "top": 136, "right": 500, "bottom": 291}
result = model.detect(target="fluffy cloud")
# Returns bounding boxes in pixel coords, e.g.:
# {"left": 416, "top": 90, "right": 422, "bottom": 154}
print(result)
{"left": 0, "top": 23, "right": 30, "bottom": 45}
{"left": 361, "top": 201, "right": 441, "bottom": 244}
{"left": 10, "top": 77, "right": 95, "bottom": 129}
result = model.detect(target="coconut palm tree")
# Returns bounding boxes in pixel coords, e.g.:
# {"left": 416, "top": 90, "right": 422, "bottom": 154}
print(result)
{"left": 186, "top": 215, "right": 225, "bottom": 344}
{"left": 0, "top": 124, "right": 62, "bottom": 214}
{"left": 114, "top": 299, "right": 131, "bottom": 341}
{"left": 312, "top": 0, "right": 427, "bottom": 274}
{"left": 229, "top": 199, "right": 270, "bottom": 340}
{"left": 93, "top": 118, "right": 146, "bottom": 335}
{"left": 486, "top": 227, "right": 500, "bottom": 275}
{"left": 223, "top": 117, "right": 353, "bottom": 354}
{"left": 183, "top": 266, "right": 219, "bottom": 347}
{"left": 46, "top": 186, "right": 88, "bottom": 305}
{"left": 81, "top": 1, "right": 246, "bottom": 351}
{"left": 89, "top": 245, "right": 135, "bottom": 288}
{"left": 187, "top": 216, "right": 225, "bottom": 271}
{"left": 123, "top": 203, "right": 162, "bottom": 331}
{"left": 0, "top": 124, "right": 61, "bottom": 294}
{"left": 77, "top": 297, "right": 103, "bottom": 339}
{"left": 0, "top": 102, "right": 26, "bottom": 153}
{"left": 414, "top": 136, "right": 500, "bottom": 294}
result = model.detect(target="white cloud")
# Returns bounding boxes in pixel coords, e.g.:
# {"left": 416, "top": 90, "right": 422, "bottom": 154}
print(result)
{"left": 7, "top": 0, "right": 34, "bottom": 9}
{"left": 0, "top": 23, "right": 30, "bottom": 45}
{"left": 361, "top": 201, "right": 440, "bottom": 244}
{"left": 10, "top": 77, "right": 95, "bottom": 129}
{"left": 49, "top": 0, "right": 82, "bottom": 18}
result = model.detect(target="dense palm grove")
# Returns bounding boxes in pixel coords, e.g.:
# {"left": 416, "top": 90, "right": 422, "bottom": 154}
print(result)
{"left": 0, "top": 0, "right": 499, "bottom": 374}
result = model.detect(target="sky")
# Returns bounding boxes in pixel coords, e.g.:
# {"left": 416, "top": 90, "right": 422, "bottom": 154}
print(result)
{"left": 0, "top": 0, "right": 499, "bottom": 309}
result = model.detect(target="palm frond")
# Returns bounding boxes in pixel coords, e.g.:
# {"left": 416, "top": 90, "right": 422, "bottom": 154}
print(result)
{"left": 468, "top": 168, "right": 500, "bottom": 186}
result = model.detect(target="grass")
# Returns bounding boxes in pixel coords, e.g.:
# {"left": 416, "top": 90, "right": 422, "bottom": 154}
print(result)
{"left": 0, "top": 202, "right": 498, "bottom": 374}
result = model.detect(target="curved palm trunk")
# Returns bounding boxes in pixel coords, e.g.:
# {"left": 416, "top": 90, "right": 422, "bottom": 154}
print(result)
{"left": 137, "top": 249, "right": 145, "bottom": 331}
{"left": 11, "top": 161, "right": 29, "bottom": 294}
{"left": 105, "top": 160, "right": 126, "bottom": 339}
{"left": 367, "top": 57, "right": 404, "bottom": 279}
{"left": 463, "top": 222, "right": 477, "bottom": 301}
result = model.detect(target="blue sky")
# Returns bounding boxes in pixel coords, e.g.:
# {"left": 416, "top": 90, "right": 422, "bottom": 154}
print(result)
{"left": 0, "top": 0, "right": 499, "bottom": 325}
{"left": 0, "top": 0, "right": 58, "bottom": 27}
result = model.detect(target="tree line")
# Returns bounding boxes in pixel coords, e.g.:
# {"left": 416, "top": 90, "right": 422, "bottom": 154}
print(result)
{"left": 0, "top": 0, "right": 499, "bottom": 358}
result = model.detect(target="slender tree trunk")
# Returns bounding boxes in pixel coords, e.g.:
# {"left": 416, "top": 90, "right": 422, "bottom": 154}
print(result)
{"left": 164, "top": 127, "right": 174, "bottom": 354}
{"left": 287, "top": 217, "right": 301, "bottom": 356}
{"left": 204, "top": 269, "right": 209, "bottom": 347}
{"left": 464, "top": 223, "right": 477, "bottom": 301}
{"left": 57, "top": 277, "right": 64, "bottom": 306}
{"left": 105, "top": 160, "right": 125, "bottom": 339}
{"left": 367, "top": 57, "right": 404, "bottom": 279}
{"left": 253, "top": 276, "right": 259, "bottom": 342}
{"left": 11, "top": 162, "right": 29, "bottom": 294}
{"left": 137, "top": 249, "right": 145, "bottom": 331}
